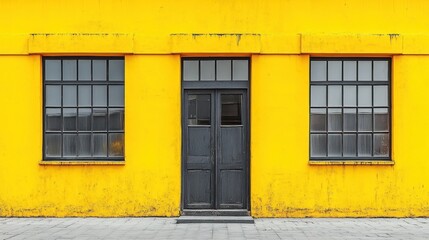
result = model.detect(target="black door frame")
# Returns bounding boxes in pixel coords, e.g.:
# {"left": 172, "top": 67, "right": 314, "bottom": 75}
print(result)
{"left": 181, "top": 57, "right": 251, "bottom": 211}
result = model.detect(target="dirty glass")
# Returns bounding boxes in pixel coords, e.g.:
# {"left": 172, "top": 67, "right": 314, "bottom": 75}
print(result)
{"left": 44, "top": 58, "right": 125, "bottom": 159}
{"left": 221, "top": 94, "right": 242, "bottom": 125}
{"left": 310, "top": 58, "right": 390, "bottom": 159}
{"left": 188, "top": 94, "right": 211, "bottom": 125}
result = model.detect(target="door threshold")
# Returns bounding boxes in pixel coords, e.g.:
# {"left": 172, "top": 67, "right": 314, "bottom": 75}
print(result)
{"left": 177, "top": 216, "right": 254, "bottom": 224}
{"left": 181, "top": 209, "right": 250, "bottom": 216}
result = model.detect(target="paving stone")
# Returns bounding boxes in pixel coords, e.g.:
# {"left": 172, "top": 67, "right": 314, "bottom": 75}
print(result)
{"left": 0, "top": 218, "right": 428, "bottom": 240}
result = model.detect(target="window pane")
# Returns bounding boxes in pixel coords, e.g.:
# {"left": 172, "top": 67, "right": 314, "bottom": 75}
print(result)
{"left": 374, "top": 108, "right": 389, "bottom": 131}
{"left": 358, "top": 108, "right": 372, "bottom": 131}
{"left": 93, "top": 108, "right": 107, "bottom": 131}
{"left": 46, "top": 85, "right": 61, "bottom": 107}
{"left": 358, "top": 86, "right": 372, "bottom": 107}
{"left": 78, "top": 60, "right": 91, "bottom": 81}
{"left": 44, "top": 57, "right": 125, "bottom": 160}
{"left": 188, "top": 95, "right": 196, "bottom": 125}
{"left": 45, "top": 108, "right": 61, "bottom": 131}
{"left": 93, "top": 134, "right": 107, "bottom": 157}
{"left": 310, "top": 61, "right": 326, "bottom": 81}
{"left": 310, "top": 108, "right": 326, "bottom": 132}
{"left": 328, "top": 61, "right": 342, "bottom": 81}
{"left": 344, "top": 86, "right": 356, "bottom": 107}
{"left": 221, "top": 94, "right": 242, "bottom": 125}
{"left": 93, "top": 85, "right": 107, "bottom": 107}
{"left": 374, "top": 134, "right": 389, "bottom": 157}
{"left": 45, "top": 60, "right": 61, "bottom": 81}
{"left": 63, "top": 60, "right": 77, "bottom": 81}
{"left": 343, "top": 61, "right": 357, "bottom": 81}
{"left": 358, "top": 134, "right": 372, "bottom": 156}
{"left": 328, "top": 85, "right": 342, "bottom": 107}
{"left": 200, "top": 60, "right": 215, "bottom": 81}
{"left": 63, "top": 134, "right": 77, "bottom": 157}
{"left": 374, "top": 61, "right": 388, "bottom": 81}
{"left": 63, "top": 85, "right": 77, "bottom": 107}
{"left": 343, "top": 134, "right": 357, "bottom": 157}
{"left": 188, "top": 94, "right": 211, "bottom": 125}
{"left": 109, "top": 108, "right": 124, "bottom": 131}
{"left": 78, "top": 85, "right": 91, "bottom": 107}
{"left": 358, "top": 61, "right": 372, "bottom": 81}
{"left": 328, "top": 134, "right": 342, "bottom": 157}
{"left": 78, "top": 134, "right": 91, "bottom": 157}
{"left": 109, "top": 133, "right": 124, "bottom": 157}
{"left": 374, "top": 85, "right": 388, "bottom": 107}
{"left": 344, "top": 108, "right": 357, "bottom": 131}
{"left": 328, "top": 108, "right": 342, "bottom": 132}
{"left": 310, "top": 134, "right": 327, "bottom": 157}
{"left": 109, "top": 85, "right": 124, "bottom": 107}
{"left": 310, "top": 86, "right": 326, "bottom": 107}
{"left": 78, "top": 108, "right": 91, "bottom": 131}
{"left": 45, "top": 134, "right": 61, "bottom": 157}
{"left": 109, "top": 60, "right": 124, "bottom": 81}
{"left": 232, "top": 60, "right": 248, "bottom": 81}
{"left": 63, "top": 108, "right": 77, "bottom": 131}
{"left": 216, "top": 60, "right": 231, "bottom": 81}
{"left": 183, "top": 60, "right": 199, "bottom": 81}
{"left": 93, "top": 60, "right": 107, "bottom": 81}
{"left": 197, "top": 95, "right": 211, "bottom": 125}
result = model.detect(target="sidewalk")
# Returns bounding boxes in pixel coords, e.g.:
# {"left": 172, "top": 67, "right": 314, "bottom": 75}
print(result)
{"left": 1, "top": 217, "right": 428, "bottom": 240}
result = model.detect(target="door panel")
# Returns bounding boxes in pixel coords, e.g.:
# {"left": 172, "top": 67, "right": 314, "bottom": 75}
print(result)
{"left": 218, "top": 170, "right": 244, "bottom": 208}
{"left": 184, "top": 92, "right": 214, "bottom": 209}
{"left": 183, "top": 90, "right": 248, "bottom": 210}
{"left": 219, "top": 127, "right": 244, "bottom": 165}
{"left": 186, "top": 170, "right": 212, "bottom": 208}
{"left": 188, "top": 128, "right": 211, "bottom": 162}
{"left": 216, "top": 92, "right": 247, "bottom": 209}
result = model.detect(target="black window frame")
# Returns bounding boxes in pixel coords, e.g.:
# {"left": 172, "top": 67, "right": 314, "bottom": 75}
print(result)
{"left": 43, "top": 56, "right": 125, "bottom": 161}
{"left": 309, "top": 57, "right": 391, "bottom": 160}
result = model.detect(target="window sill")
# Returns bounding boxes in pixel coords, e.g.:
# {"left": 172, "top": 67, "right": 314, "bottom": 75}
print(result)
{"left": 39, "top": 160, "right": 125, "bottom": 166}
{"left": 309, "top": 160, "right": 394, "bottom": 166}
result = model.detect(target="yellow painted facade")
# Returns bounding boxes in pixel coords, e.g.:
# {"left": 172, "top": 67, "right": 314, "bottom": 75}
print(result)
{"left": 0, "top": 0, "right": 428, "bottom": 217}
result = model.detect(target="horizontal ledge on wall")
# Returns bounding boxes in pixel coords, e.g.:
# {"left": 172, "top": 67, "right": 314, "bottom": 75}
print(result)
{"left": 301, "top": 33, "right": 403, "bottom": 54}
{"left": 0, "top": 33, "right": 428, "bottom": 55}
{"left": 39, "top": 161, "right": 125, "bottom": 166}
{"left": 170, "top": 33, "right": 262, "bottom": 54}
{"left": 28, "top": 33, "right": 134, "bottom": 54}
{"left": 309, "top": 160, "right": 395, "bottom": 166}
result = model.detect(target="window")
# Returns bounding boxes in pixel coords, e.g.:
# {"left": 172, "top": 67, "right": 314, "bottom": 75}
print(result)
{"left": 43, "top": 57, "right": 124, "bottom": 160}
{"left": 310, "top": 58, "right": 390, "bottom": 160}
{"left": 183, "top": 59, "right": 249, "bottom": 81}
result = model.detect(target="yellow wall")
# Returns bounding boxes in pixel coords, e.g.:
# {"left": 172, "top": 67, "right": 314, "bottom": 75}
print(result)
{"left": 251, "top": 54, "right": 429, "bottom": 217}
{"left": 0, "top": 0, "right": 428, "bottom": 217}
{"left": 0, "top": 55, "right": 181, "bottom": 216}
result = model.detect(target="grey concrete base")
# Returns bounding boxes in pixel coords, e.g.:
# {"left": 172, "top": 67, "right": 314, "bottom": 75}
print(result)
{"left": 181, "top": 209, "right": 250, "bottom": 216}
{"left": 176, "top": 216, "right": 255, "bottom": 224}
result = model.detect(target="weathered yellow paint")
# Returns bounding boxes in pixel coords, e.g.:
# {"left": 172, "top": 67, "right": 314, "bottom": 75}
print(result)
{"left": 28, "top": 34, "right": 134, "bottom": 54}
{"left": 251, "top": 54, "right": 429, "bottom": 217}
{"left": 0, "top": 0, "right": 428, "bottom": 217}
{"left": 301, "top": 34, "right": 403, "bottom": 54}
{"left": 171, "top": 34, "right": 261, "bottom": 53}
{"left": 0, "top": 55, "right": 181, "bottom": 216}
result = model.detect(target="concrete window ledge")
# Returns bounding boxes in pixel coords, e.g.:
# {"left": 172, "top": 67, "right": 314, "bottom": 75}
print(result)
{"left": 309, "top": 160, "right": 394, "bottom": 166}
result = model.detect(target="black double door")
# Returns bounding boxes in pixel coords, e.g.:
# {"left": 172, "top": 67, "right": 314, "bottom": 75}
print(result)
{"left": 183, "top": 89, "right": 248, "bottom": 209}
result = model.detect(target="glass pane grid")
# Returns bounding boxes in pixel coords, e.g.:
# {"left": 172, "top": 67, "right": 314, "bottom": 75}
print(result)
{"left": 44, "top": 58, "right": 124, "bottom": 160}
{"left": 310, "top": 58, "right": 390, "bottom": 159}
{"left": 183, "top": 59, "right": 249, "bottom": 82}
